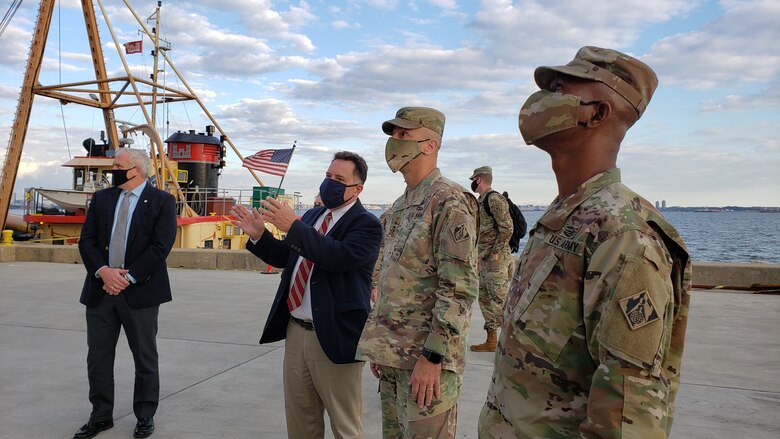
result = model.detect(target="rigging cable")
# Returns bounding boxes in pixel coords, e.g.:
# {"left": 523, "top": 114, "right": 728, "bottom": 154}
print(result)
{"left": 57, "top": 0, "right": 72, "bottom": 159}
{"left": 0, "top": 0, "right": 23, "bottom": 40}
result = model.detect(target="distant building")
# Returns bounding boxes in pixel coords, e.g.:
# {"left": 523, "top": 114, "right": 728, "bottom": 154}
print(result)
{"left": 662, "top": 200, "right": 667, "bottom": 209}
{"left": 655, "top": 200, "right": 660, "bottom": 209}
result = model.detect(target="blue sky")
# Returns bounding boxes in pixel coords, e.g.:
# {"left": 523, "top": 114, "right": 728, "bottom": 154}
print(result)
{"left": 1, "top": 0, "right": 778, "bottom": 207}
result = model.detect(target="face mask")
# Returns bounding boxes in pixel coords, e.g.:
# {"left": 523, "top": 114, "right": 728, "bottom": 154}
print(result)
{"left": 385, "top": 138, "right": 429, "bottom": 173}
{"left": 470, "top": 179, "right": 479, "bottom": 192}
{"left": 108, "top": 168, "right": 133, "bottom": 187}
{"left": 318, "top": 178, "right": 358, "bottom": 209}
{"left": 518, "top": 90, "right": 598, "bottom": 145}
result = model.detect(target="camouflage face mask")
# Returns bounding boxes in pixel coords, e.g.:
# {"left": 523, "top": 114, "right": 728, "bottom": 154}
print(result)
{"left": 518, "top": 90, "right": 597, "bottom": 145}
{"left": 385, "top": 137, "right": 428, "bottom": 173}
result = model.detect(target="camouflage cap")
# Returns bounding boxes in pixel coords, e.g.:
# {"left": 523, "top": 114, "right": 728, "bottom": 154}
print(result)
{"left": 469, "top": 165, "right": 492, "bottom": 180}
{"left": 382, "top": 107, "right": 446, "bottom": 137}
{"left": 534, "top": 46, "right": 658, "bottom": 117}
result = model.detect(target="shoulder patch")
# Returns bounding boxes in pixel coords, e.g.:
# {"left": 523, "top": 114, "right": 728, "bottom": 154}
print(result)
{"left": 619, "top": 290, "right": 659, "bottom": 330}
{"left": 451, "top": 223, "right": 470, "bottom": 243}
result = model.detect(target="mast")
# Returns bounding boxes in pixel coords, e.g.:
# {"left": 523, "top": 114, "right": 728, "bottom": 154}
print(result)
{"left": 149, "top": 1, "right": 162, "bottom": 130}
{"left": 0, "top": 0, "right": 56, "bottom": 230}
{"left": 81, "top": 0, "right": 119, "bottom": 150}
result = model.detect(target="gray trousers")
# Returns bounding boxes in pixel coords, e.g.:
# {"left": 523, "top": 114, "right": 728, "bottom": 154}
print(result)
{"left": 86, "top": 293, "right": 159, "bottom": 421}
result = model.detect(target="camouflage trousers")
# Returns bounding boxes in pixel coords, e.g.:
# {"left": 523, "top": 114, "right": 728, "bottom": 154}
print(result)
{"left": 377, "top": 365, "right": 461, "bottom": 439}
{"left": 477, "top": 257, "right": 511, "bottom": 331}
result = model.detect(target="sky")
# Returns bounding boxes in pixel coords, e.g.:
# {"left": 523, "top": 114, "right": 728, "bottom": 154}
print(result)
{"left": 1, "top": 0, "right": 778, "bottom": 207}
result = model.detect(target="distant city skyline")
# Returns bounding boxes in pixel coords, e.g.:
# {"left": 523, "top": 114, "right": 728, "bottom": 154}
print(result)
{"left": 1, "top": 1, "right": 778, "bottom": 208}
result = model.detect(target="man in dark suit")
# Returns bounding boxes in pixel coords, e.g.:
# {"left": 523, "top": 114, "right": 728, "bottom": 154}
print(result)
{"left": 230, "top": 151, "right": 382, "bottom": 438}
{"left": 75, "top": 147, "right": 177, "bottom": 439}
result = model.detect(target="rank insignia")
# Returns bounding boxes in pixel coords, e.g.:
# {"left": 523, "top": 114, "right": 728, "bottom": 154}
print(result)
{"left": 562, "top": 224, "right": 580, "bottom": 239}
{"left": 619, "top": 290, "right": 659, "bottom": 330}
{"left": 451, "top": 223, "right": 469, "bottom": 243}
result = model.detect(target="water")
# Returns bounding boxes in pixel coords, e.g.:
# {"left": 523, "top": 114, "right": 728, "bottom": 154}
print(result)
{"left": 9, "top": 207, "right": 779, "bottom": 263}
{"left": 513, "top": 210, "right": 780, "bottom": 264}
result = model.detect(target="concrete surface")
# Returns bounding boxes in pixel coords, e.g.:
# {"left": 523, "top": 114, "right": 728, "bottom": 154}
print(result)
{"left": 1, "top": 261, "right": 779, "bottom": 438}
{"left": 2, "top": 243, "right": 779, "bottom": 289}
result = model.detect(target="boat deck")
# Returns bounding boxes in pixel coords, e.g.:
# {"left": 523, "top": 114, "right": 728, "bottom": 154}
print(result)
{"left": 1, "top": 262, "right": 778, "bottom": 438}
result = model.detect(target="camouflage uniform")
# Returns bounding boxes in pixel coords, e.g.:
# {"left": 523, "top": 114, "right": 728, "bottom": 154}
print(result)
{"left": 479, "top": 169, "right": 691, "bottom": 438}
{"left": 476, "top": 190, "right": 513, "bottom": 331}
{"left": 357, "top": 168, "right": 479, "bottom": 437}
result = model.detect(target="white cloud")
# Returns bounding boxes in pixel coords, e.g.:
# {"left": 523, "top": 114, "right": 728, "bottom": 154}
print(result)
{"left": 699, "top": 82, "right": 780, "bottom": 111}
{"left": 645, "top": 0, "right": 780, "bottom": 88}
{"left": 193, "top": 0, "right": 316, "bottom": 52}
{"left": 469, "top": 0, "right": 700, "bottom": 65}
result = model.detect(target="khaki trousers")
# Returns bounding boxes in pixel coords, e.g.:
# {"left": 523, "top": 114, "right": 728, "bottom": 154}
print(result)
{"left": 283, "top": 320, "right": 365, "bottom": 439}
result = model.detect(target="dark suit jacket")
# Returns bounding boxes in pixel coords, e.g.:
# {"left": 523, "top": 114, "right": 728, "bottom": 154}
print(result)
{"left": 79, "top": 184, "right": 177, "bottom": 309}
{"left": 247, "top": 200, "right": 382, "bottom": 364}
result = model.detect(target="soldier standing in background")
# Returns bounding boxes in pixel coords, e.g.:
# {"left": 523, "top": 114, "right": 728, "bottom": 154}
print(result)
{"left": 478, "top": 47, "right": 692, "bottom": 438}
{"left": 468, "top": 166, "right": 513, "bottom": 352}
{"left": 357, "top": 107, "right": 478, "bottom": 438}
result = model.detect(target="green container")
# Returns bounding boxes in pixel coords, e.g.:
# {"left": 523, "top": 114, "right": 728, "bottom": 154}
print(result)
{"left": 252, "top": 186, "right": 285, "bottom": 208}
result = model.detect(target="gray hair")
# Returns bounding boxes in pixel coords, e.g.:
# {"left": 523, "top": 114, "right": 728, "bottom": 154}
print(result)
{"left": 117, "top": 148, "right": 150, "bottom": 177}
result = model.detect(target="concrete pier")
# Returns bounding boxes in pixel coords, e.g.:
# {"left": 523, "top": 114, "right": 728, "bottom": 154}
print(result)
{"left": 2, "top": 243, "right": 779, "bottom": 288}
{"left": 1, "top": 261, "right": 778, "bottom": 438}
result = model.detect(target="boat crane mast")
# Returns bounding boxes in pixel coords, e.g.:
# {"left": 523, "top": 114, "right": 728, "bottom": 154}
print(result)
{"left": 0, "top": 0, "right": 267, "bottom": 230}
{"left": 0, "top": 0, "right": 55, "bottom": 231}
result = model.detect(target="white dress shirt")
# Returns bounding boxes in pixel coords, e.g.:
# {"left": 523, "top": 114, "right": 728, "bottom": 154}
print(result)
{"left": 290, "top": 200, "right": 356, "bottom": 322}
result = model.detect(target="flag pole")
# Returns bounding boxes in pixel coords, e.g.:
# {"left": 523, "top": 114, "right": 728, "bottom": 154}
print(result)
{"left": 274, "top": 140, "right": 296, "bottom": 199}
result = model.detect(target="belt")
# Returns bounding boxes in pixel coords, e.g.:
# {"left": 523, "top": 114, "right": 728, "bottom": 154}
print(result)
{"left": 290, "top": 316, "right": 314, "bottom": 331}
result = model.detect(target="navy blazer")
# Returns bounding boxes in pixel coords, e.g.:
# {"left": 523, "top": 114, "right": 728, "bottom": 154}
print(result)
{"left": 247, "top": 199, "right": 382, "bottom": 364}
{"left": 79, "top": 184, "right": 177, "bottom": 309}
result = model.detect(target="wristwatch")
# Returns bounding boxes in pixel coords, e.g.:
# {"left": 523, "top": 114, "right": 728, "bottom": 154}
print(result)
{"left": 421, "top": 348, "right": 443, "bottom": 364}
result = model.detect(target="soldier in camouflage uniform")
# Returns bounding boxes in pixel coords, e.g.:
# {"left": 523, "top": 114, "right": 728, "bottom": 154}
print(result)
{"left": 478, "top": 47, "right": 692, "bottom": 438}
{"left": 468, "top": 166, "right": 513, "bottom": 352}
{"left": 357, "top": 107, "right": 479, "bottom": 438}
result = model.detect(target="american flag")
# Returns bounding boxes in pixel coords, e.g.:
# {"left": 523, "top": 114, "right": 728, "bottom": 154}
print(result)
{"left": 242, "top": 148, "right": 294, "bottom": 176}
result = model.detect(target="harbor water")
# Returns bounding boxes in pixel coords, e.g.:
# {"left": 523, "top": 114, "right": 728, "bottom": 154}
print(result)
{"left": 10, "top": 207, "right": 780, "bottom": 263}
{"left": 514, "top": 210, "right": 780, "bottom": 264}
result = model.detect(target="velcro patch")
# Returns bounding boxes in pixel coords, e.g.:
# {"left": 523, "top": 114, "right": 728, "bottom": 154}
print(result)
{"left": 451, "top": 223, "right": 469, "bottom": 243}
{"left": 619, "top": 290, "right": 659, "bottom": 330}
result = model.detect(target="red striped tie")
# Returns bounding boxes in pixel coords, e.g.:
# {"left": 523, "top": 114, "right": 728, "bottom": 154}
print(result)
{"left": 288, "top": 211, "right": 332, "bottom": 312}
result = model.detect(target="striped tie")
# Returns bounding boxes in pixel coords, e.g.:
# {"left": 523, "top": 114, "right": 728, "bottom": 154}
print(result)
{"left": 288, "top": 211, "right": 332, "bottom": 312}
{"left": 109, "top": 192, "right": 132, "bottom": 268}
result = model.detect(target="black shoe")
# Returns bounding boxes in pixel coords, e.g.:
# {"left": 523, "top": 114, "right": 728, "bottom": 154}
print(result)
{"left": 73, "top": 420, "right": 114, "bottom": 439}
{"left": 134, "top": 417, "right": 154, "bottom": 438}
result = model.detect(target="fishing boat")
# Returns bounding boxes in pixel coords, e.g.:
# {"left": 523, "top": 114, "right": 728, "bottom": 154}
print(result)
{"left": 1, "top": 0, "right": 294, "bottom": 248}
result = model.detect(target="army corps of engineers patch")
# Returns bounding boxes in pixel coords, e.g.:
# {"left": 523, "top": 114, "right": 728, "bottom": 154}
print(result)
{"left": 451, "top": 223, "right": 469, "bottom": 243}
{"left": 619, "top": 290, "right": 659, "bottom": 330}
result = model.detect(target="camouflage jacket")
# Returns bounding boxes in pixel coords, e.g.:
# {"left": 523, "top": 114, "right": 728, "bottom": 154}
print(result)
{"left": 357, "top": 169, "right": 479, "bottom": 374}
{"left": 478, "top": 190, "right": 513, "bottom": 260}
{"left": 482, "top": 168, "right": 691, "bottom": 438}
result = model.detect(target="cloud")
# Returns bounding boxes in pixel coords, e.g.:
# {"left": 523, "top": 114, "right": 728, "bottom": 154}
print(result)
{"left": 331, "top": 20, "right": 362, "bottom": 29}
{"left": 0, "top": 24, "right": 34, "bottom": 68}
{"left": 645, "top": 0, "right": 780, "bottom": 88}
{"left": 699, "top": 82, "right": 780, "bottom": 111}
{"left": 193, "top": 0, "right": 316, "bottom": 52}
{"left": 469, "top": 0, "right": 700, "bottom": 65}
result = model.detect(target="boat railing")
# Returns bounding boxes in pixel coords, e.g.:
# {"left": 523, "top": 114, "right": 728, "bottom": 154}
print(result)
{"left": 173, "top": 187, "right": 258, "bottom": 217}
{"left": 24, "top": 187, "right": 83, "bottom": 217}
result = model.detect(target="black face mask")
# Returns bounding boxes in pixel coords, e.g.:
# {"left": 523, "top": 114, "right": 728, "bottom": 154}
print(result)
{"left": 470, "top": 179, "right": 479, "bottom": 192}
{"left": 108, "top": 168, "right": 133, "bottom": 187}
{"left": 318, "top": 178, "right": 358, "bottom": 209}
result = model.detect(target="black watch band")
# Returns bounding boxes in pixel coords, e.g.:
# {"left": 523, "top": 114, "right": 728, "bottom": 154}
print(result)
{"left": 421, "top": 348, "right": 443, "bottom": 364}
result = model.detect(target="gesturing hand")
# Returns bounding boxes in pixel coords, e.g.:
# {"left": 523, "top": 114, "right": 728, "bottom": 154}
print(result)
{"left": 260, "top": 197, "right": 298, "bottom": 233}
{"left": 230, "top": 204, "right": 266, "bottom": 240}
